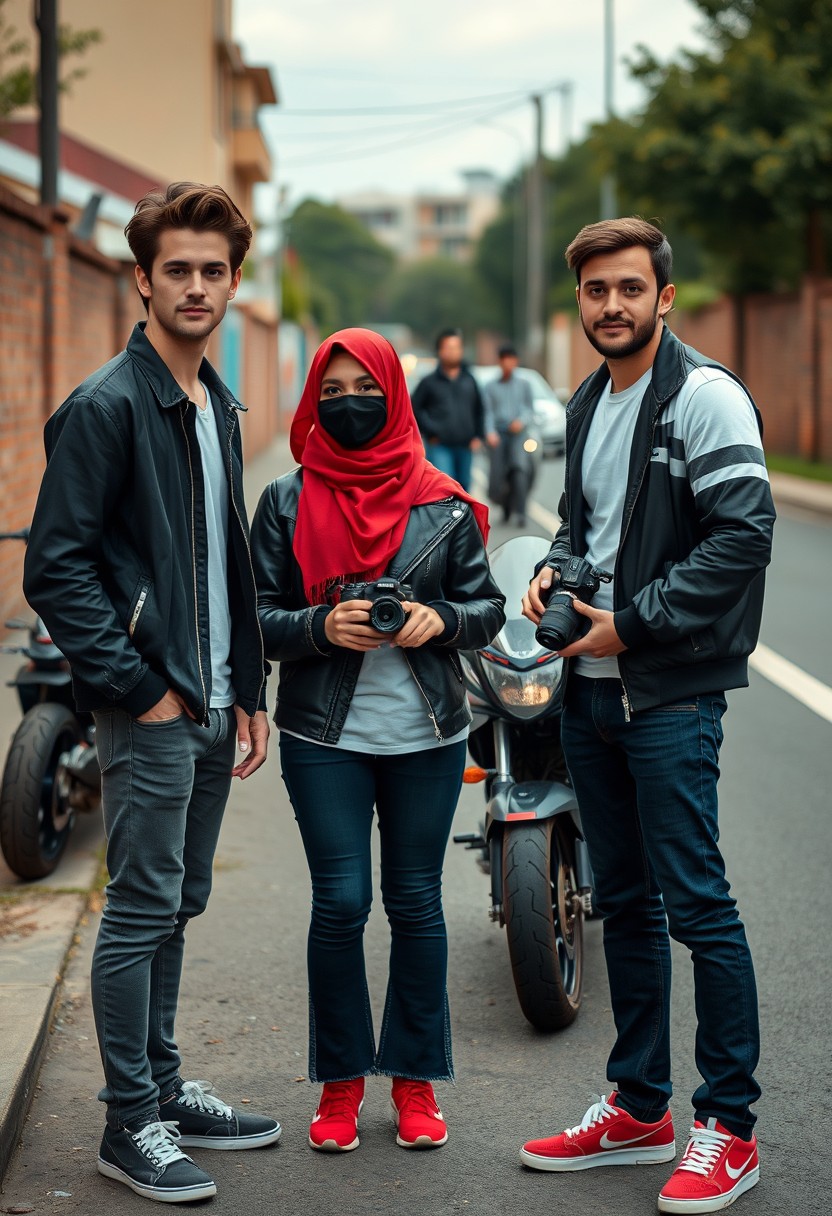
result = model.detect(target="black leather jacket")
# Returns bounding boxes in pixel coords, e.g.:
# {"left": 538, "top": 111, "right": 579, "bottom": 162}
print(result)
{"left": 24, "top": 323, "right": 266, "bottom": 724}
{"left": 251, "top": 470, "right": 506, "bottom": 743}
{"left": 537, "top": 327, "right": 776, "bottom": 712}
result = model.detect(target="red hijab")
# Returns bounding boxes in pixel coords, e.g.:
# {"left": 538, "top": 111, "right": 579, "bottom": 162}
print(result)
{"left": 290, "top": 327, "right": 490, "bottom": 605}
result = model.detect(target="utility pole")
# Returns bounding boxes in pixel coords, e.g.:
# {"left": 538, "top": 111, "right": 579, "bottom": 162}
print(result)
{"left": 36, "top": 0, "right": 59, "bottom": 208}
{"left": 600, "top": 0, "right": 618, "bottom": 220}
{"left": 525, "top": 93, "right": 545, "bottom": 374}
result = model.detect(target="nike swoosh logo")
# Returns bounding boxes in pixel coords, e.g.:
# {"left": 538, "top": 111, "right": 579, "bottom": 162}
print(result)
{"left": 599, "top": 1128, "right": 666, "bottom": 1150}
{"left": 725, "top": 1154, "right": 755, "bottom": 1180}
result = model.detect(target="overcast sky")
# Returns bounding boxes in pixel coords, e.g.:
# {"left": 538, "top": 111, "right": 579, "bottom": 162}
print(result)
{"left": 235, "top": 0, "right": 707, "bottom": 220}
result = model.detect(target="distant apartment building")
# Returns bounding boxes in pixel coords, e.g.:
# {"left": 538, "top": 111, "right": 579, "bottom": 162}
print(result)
{"left": 339, "top": 170, "right": 500, "bottom": 263}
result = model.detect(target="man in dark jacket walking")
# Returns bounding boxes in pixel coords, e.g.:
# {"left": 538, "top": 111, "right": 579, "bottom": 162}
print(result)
{"left": 520, "top": 219, "right": 775, "bottom": 1215}
{"left": 411, "top": 328, "right": 488, "bottom": 490}
{"left": 24, "top": 183, "right": 280, "bottom": 1204}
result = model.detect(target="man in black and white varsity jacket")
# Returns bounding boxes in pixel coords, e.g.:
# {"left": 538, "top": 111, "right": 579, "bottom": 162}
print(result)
{"left": 520, "top": 218, "right": 775, "bottom": 1215}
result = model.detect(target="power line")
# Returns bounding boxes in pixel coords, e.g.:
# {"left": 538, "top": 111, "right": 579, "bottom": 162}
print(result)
{"left": 275, "top": 89, "right": 529, "bottom": 118}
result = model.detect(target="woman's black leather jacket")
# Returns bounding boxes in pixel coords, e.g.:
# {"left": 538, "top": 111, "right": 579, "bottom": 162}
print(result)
{"left": 251, "top": 470, "right": 506, "bottom": 743}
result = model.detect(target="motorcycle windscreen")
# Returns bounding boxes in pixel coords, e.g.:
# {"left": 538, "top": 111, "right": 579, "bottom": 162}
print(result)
{"left": 488, "top": 534, "right": 555, "bottom": 660}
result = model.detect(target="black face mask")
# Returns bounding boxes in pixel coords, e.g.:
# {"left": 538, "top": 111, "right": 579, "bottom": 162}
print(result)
{"left": 318, "top": 394, "right": 387, "bottom": 449}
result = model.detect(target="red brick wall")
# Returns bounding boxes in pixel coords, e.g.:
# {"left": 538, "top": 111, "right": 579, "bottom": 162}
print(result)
{"left": 1, "top": 185, "right": 280, "bottom": 632}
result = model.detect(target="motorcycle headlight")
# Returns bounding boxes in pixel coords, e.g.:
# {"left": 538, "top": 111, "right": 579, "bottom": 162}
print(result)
{"left": 481, "top": 661, "right": 562, "bottom": 719}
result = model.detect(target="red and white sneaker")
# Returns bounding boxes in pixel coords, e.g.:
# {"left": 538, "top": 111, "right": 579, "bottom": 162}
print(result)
{"left": 391, "top": 1078, "right": 448, "bottom": 1149}
{"left": 308, "top": 1078, "right": 364, "bottom": 1152}
{"left": 520, "top": 1091, "right": 676, "bottom": 1171}
{"left": 658, "top": 1119, "right": 759, "bottom": 1213}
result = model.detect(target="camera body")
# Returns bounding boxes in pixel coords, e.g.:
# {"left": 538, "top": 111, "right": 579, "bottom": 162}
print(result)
{"left": 535, "top": 555, "right": 612, "bottom": 652}
{"left": 340, "top": 578, "right": 413, "bottom": 635}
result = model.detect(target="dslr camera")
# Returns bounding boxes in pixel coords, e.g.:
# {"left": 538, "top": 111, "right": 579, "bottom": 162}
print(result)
{"left": 535, "top": 555, "right": 612, "bottom": 652}
{"left": 340, "top": 578, "right": 413, "bottom": 635}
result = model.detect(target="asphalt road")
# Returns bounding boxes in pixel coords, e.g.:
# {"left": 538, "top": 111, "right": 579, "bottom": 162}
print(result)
{"left": 2, "top": 454, "right": 830, "bottom": 1215}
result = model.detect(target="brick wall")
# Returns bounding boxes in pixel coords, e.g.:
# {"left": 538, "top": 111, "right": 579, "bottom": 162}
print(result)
{"left": 0, "top": 185, "right": 280, "bottom": 632}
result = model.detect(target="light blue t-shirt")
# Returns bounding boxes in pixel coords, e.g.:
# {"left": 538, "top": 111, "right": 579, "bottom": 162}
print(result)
{"left": 195, "top": 385, "right": 235, "bottom": 708}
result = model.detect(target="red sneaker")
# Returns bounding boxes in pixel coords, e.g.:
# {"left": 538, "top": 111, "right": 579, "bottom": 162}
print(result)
{"left": 658, "top": 1120, "right": 759, "bottom": 1213}
{"left": 391, "top": 1079, "right": 448, "bottom": 1149}
{"left": 308, "top": 1078, "right": 364, "bottom": 1152}
{"left": 520, "top": 1091, "right": 676, "bottom": 1171}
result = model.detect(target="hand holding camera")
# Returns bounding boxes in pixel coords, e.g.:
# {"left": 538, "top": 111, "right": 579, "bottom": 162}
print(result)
{"left": 326, "top": 579, "right": 443, "bottom": 652}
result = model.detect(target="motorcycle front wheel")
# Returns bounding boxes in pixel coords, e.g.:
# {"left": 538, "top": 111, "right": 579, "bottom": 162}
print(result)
{"left": 0, "top": 703, "right": 82, "bottom": 880}
{"left": 502, "top": 818, "right": 583, "bottom": 1031}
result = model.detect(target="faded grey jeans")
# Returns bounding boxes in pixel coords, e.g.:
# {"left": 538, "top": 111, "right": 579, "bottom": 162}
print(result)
{"left": 91, "top": 706, "right": 236, "bottom": 1129}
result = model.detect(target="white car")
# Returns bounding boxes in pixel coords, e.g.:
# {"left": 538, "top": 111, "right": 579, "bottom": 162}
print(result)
{"left": 472, "top": 366, "right": 566, "bottom": 458}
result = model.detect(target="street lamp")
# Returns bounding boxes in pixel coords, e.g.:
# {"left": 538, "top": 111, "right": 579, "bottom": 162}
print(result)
{"left": 600, "top": 0, "right": 618, "bottom": 220}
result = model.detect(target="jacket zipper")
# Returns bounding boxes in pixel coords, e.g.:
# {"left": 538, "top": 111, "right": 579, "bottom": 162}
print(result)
{"left": 179, "top": 403, "right": 209, "bottom": 725}
{"left": 402, "top": 653, "right": 443, "bottom": 741}
{"left": 226, "top": 410, "right": 265, "bottom": 712}
{"left": 128, "top": 584, "right": 149, "bottom": 639}
{"left": 610, "top": 403, "right": 662, "bottom": 721}
{"left": 395, "top": 507, "right": 465, "bottom": 582}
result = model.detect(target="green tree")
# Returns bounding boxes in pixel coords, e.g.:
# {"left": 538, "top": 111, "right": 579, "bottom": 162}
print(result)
{"left": 603, "top": 0, "right": 832, "bottom": 292}
{"left": 0, "top": 0, "right": 101, "bottom": 120}
{"left": 385, "top": 257, "right": 487, "bottom": 347}
{"left": 286, "top": 198, "right": 394, "bottom": 334}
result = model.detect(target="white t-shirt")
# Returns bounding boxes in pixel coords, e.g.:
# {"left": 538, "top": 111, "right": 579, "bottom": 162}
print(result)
{"left": 195, "top": 385, "right": 235, "bottom": 708}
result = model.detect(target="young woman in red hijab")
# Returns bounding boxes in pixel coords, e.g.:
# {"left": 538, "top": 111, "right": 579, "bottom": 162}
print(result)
{"left": 252, "top": 329, "right": 505, "bottom": 1154}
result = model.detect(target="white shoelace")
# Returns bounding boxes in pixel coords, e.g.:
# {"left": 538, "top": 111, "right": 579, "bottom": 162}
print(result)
{"left": 132, "top": 1121, "right": 187, "bottom": 1167}
{"left": 676, "top": 1124, "right": 731, "bottom": 1176}
{"left": 177, "top": 1080, "right": 234, "bottom": 1120}
{"left": 566, "top": 1093, "right": 617, "bottom": 1137}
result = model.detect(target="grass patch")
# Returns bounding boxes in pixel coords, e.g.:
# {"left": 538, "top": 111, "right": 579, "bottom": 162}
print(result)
{"left": 767, "top": 453, "right": 832, "bottom": 483}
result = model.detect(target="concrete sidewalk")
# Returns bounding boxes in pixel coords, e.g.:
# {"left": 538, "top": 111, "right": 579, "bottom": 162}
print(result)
{"left": 0, "top": 433, "right": 296, "bottom": 1182}
{"left": 769, "top": 470, "right": 832, "bottom": 517}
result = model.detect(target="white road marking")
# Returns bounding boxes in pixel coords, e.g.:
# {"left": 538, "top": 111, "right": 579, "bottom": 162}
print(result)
{"left": 749, "top": 643, "right": 832, "bottom": 725}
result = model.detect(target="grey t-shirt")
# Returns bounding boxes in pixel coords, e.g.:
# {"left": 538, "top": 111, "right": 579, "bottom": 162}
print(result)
{"left": 574, "top": 369, "right": 650, "bottom": 679}
{"left": 483, "top": 374, "right": 535, "bottom": 434}
{"left": 282, "top": 642, "right": 469, "bottom": 753}
{"left": 195, "top": 385, "right": 235, "bottom": 708}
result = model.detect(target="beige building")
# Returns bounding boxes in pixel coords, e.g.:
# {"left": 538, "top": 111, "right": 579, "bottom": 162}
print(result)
{"left": 4, "top": 0, "right": 276, "bottom": 222}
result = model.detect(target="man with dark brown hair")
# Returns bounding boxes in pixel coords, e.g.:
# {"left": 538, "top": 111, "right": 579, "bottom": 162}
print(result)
{"left": 520, "top": 218, "right": 774, "bottom": 1214}
{"left": 25, "top": 183, "right": 280, "bottom": 1203}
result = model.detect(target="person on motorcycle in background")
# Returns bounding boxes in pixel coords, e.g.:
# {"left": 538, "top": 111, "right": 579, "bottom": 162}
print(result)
{"left": 483, "top": 344, "right": 536, "bottom": 526}
{"left": 251, "top": 328, "right": 505, "bottom": 1156}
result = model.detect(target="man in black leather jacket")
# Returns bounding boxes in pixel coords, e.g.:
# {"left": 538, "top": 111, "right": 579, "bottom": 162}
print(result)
{"left": 23, "top": 183, "right": 279, "bottom": 1204}
{"left": 520, "top": 219, "right": 774, "bottom": 1215}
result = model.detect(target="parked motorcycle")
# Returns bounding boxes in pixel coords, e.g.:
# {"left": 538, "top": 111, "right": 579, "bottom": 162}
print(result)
{"left": 453, "top": 533, "right": 592, "bottom": 1031}
{"left": 0, "top": 529, "right": 100, "bottom": 880}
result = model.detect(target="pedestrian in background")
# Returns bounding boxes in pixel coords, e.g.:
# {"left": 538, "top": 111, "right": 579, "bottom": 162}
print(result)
{"left": 521, "top": 218, "right": 775, "bottom": 1214}
{"left": 411, "top": 327, "right": 489, "bottom": 490}
{"left": 24, "top": 183, "right": 280, "bottom": 1205}
{"left": 251, "top": 328, "right": 505, "bottom": 1155}
{"left": 483, "top": 343, "right": 536, "bottom": 526}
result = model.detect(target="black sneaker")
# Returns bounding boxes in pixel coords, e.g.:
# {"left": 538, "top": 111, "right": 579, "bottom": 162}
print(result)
{"left": 160, "top": 1080, "right": 282, "bottom": 1150}
{"left": 98, "top": 1120, "right": 217, "bottom": 1202}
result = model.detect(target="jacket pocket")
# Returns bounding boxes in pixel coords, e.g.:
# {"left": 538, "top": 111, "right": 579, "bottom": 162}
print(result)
{"left": 128, "top": 578, "right": 153, "bottom": 641}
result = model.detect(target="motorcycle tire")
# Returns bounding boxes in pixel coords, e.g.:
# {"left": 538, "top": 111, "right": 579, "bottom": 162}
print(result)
{"left": 0, "top": 703, "right": 82, "bottom": 880}
{"left": 502, "top": 819, "right": 583, "bottom": 1031}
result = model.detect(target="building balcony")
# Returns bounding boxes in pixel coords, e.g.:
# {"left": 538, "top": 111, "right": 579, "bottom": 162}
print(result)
{"left": 231, "top": 119, "right": 272, "bottom": 184}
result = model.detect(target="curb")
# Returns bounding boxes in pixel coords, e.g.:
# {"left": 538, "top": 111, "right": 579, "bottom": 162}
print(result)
{"left": 769, "top": 472, "right": 832, "bottom": 519}
{"left": 0, "top": 891, "right": 90, "bottom": 1183}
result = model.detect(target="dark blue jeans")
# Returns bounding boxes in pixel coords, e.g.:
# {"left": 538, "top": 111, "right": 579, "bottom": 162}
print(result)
{"left": 561, "top": 676, "right": 760, "bottom": 1138}
{"left": 91, "top": 707, "right": 236, "bottom": 1129}
{"left": 279, "top": 735, "right": 467, "bottom": 1084}
{"left": 426, "top": 443, "right": 473, "bottom": 491}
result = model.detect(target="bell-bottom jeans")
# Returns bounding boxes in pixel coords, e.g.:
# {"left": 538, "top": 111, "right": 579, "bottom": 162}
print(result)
{"left": 279, "top": 734, "right": 467, "bottom": 1084}
{"left": 90, "top": 707, "right": 236, "bottom": 1129}
{"left": 561, "top": 675, "right": 761, "bottom": 1138}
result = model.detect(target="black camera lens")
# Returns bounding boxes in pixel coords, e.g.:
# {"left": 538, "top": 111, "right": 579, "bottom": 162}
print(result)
{"left": 369, "top": 596, "right": 407, "bottom": 634}
{"left": 535, "top": 592, "right": 581, "bottom": 651}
